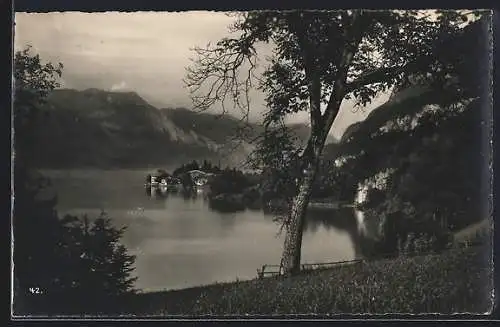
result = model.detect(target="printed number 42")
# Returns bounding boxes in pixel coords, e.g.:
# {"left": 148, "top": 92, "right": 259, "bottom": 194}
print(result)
{"left": 29, "top": 287, "right": 42, "bottom": 294}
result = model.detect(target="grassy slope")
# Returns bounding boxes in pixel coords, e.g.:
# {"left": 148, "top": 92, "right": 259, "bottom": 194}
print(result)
{"left": 117, "top": 246, "right": 491, "bottom": 316}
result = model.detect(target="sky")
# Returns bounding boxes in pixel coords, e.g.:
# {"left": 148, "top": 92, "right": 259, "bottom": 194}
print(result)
{"left": 14, "top": 11, "right": 391, "bottom": 139}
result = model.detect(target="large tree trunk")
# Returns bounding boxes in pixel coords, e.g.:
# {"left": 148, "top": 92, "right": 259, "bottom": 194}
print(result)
{"left": 280, "top": 151, "right": 321, "bottom": 276}
{"left": 277, "top": 16, "right": 352, "bottom": 274}
{"left": 278, "top": 71, "right": 338, "bottom": 275}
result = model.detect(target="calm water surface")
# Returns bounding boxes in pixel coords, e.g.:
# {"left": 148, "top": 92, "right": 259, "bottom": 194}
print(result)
{"left": 42, "top": 169, "right": 371, "bottom": 292}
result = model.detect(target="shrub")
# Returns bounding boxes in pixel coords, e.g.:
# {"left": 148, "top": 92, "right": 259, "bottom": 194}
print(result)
{"left": 13, "top": 47, "right": 137, "bottom": 316}
{"left": 14, "top": 210, "right": 138, "bottom": 316}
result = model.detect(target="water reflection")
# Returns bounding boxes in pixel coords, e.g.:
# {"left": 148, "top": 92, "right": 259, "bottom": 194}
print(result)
{"left": 146, "top": 185, "right": 204, "bottom": 202}
{"left": 304, "top": 207, "right": 363, "bottom": 259}
{"left": 353, "top": 209, "right": 383, "bottom": 240}
{"left": 143, "top": 186, "right": 381, "bottom": 263}
{"left": 141, "top": 189, "right": 379, "bottom": 278}
{"left": 181, "top": 189, "right": 198, "bottom": 202}
{"left": 143, "top": 187, "right": 239, "bottom": 236}
{"left": 303, "top": 206, "right": 386, "bottom": 260}
{"left": 46, "top": 169, "right": 384, "bottom": 291}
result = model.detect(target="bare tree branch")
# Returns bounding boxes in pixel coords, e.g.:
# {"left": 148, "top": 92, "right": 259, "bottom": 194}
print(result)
{"left": 183, "top": 28, "right": 263, "bottom": 160}
{"left": 184, "top": 39, "right": 257, "bottom": 119}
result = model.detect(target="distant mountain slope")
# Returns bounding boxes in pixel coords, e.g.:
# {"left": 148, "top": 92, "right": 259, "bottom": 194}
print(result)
{"left": 163, "top": 108, "right": 336, "bottom": 145}
{"left": 321, "top": 85, "right": 435, "bottom": 161}
{"left": 30, "top": 88, "right": 336, "bottom": 169}
{"left": 162, "top": 108, "right": 337, "bottom": 167}
{"left": 161, "top": 107, "right": 262, "bottom": 144}
{"left": 33, "top": 89, "right": 215, "bottom": 168}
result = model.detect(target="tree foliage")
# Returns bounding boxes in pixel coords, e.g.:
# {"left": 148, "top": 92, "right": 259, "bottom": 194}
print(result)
{"left": 249, "top": 123, "right": 303, "bottom": 206}
{"left": 185, "top": 10, "right": 484, "bottom": 274}
{"left": 58, "top": 214, "right": 137, "bottom": 305}
{"left": 338, "top": 16, "right": 490, "bottom": 157}
{"left": 14, "top": 46, "right": 63, "bottom": 133}
{"left": 13, "top": 46, "right": 137, "bottom": 315}
{"left": 327, "top": 16, "right": 491, "bottom": 257}
{"left": 173, "top": 160, "right": 222, "bottom": 176}
{"left": 209, "top": 168, "right": 251, "bottom": 195}
{"left": 333, "top": 94, "right": 488, "bottom": 257}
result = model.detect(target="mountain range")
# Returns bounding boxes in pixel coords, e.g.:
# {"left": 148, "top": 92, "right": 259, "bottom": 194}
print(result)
{"left": 28, "top": 17, "right": 484, "bottom": 170}
{"left": 31, "top": 88, "right": 335, "bottom": 169}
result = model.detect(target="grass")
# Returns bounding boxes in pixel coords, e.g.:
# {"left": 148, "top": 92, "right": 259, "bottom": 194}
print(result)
{"left": 115, "top": 246, "right": 492, "bottom": 316}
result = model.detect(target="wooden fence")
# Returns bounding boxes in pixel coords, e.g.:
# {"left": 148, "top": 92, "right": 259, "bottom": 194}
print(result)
{"left": 256, "top": 258, "right": 363, "bottom": 279}
{"left": 256, "top": 242, "right": 487, "bottom": 280}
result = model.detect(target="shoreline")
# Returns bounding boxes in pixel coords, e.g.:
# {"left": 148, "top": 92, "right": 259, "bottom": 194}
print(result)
{"left": 308, "top": 201, "right": 354, "bottom": 209}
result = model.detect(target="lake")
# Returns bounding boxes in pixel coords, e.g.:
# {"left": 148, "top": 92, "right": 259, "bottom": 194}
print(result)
{"left": 41, "top": 169, "right": 376, "bottom": 292}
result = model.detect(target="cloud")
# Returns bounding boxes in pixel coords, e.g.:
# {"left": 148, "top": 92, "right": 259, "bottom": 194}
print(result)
{"left": 14, "top": 11, "right": 389, "bottom": 138}
{"left": 14, "top": 12, "right": 236, "bottom": 107}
